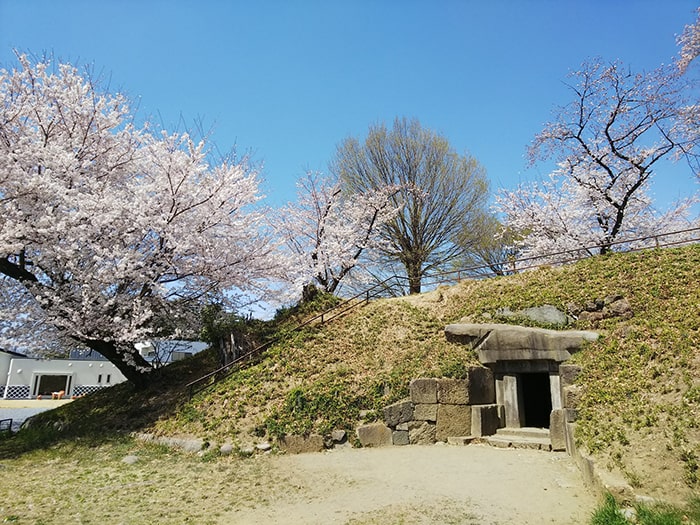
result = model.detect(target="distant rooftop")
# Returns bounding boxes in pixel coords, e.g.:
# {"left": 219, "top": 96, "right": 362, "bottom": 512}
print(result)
{"left": 0, "top": 348, "right": 29, "bottom": 359}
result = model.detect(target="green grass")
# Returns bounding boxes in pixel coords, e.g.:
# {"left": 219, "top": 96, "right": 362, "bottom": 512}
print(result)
{"left": 591, "top": 494, "right": 630, "bottom": 525}
{"left": 163, "top": 297, "right": 480, "bottom": 442}
{"left": 590, "top": 493, "right": 700, "bottom": 525}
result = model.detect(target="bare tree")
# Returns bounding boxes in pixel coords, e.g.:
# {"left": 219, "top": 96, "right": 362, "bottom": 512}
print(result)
{"left": 332, "top": 117, "right": 490, "bottom": 294}
{"left": 453, "top": 215, "right": 519, "bottom": 277}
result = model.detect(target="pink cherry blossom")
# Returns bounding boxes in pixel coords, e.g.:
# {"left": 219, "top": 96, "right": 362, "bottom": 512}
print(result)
{"left": 0, "top": 54, "right": 278, "bottom": 385}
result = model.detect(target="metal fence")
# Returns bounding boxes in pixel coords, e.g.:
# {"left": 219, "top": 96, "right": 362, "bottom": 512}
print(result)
{"left": 418, "top": 225, "right": 700, "bottom": 290}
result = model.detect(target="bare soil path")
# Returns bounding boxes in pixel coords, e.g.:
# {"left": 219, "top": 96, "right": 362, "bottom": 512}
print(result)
{"left": 225, "top": 443, "right": 598, "bottom": 525}
{"left": 1, "top": 438, "right": 598, "bottom": 523}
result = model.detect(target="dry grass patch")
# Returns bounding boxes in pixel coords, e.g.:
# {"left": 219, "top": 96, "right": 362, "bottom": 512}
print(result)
{"left": 0, "top": 439, "right": 304, "bottom": 524}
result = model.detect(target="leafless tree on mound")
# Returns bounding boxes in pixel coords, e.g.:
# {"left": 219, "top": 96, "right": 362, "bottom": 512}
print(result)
{"left": 332, "top": 117, "right": 490, "bottom": 294}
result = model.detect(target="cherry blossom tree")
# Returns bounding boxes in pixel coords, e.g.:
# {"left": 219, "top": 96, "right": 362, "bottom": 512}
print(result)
{"left": 678, "top": 7, "right": 700, "bottom": 75}
{"left": 675, "top": 6, "right": 700, "bottom": 178}
{"left": 497, "top": 169, "right": 695, "bottom": 264}
{"left": 0, "top": 54, "right": 277, "bottom": 387}
{"left": 0, "top": 276, "right": 77, "bottom": 356}
{"left": 498, "top": 58, "right": 698, "bottom": 262}
{"left": 272, "top": 171, "right": 400, "bottom": 298}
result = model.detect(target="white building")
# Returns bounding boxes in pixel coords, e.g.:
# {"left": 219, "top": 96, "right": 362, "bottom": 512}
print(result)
{"left": 134, "top": 340, "right": 208, "bottom": 366}
{"left": 1, "top": 348, "right": 126, "bottom": 399}
{"left": 1, "top": 341, "right": 207, "bottom": 399}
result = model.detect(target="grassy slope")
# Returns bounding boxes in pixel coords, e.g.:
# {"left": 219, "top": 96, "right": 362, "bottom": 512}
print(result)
{"left": 154, "top": 296, "right": 480, "bottom": 442}
{"left": 2, "top": 245, "right": 698, "bottom": 504}
{"left": 407, "top": 245, "right": 700, "bottom": 503}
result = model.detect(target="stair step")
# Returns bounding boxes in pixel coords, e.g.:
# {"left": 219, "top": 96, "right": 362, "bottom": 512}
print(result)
{"left": 496, "top": 427, "right": 550, "bottom": 439}
{"left": 487, "top": 427, "right": 552, "bottom": 451}
{"left": 487, "top": 435, "right": 552, "bottom": 451}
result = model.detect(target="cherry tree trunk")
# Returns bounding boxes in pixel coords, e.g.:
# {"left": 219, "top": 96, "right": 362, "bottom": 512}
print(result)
{"left": 80, "top": 340, "right": 155, "bottom": 389}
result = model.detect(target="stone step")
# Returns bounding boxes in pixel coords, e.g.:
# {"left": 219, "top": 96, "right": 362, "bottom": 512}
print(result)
{"left": 487, "top": 427, "right": 552, "bottom": 451}
{"left": 495, "top": 427, "right": 550, "bottom": 439}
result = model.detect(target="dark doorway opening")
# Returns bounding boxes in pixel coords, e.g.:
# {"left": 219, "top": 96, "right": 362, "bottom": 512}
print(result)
{"left": 33, "top": 375, "right": 70, "bottom": 397}
{"left": 521, "top": 373, "right": 552, "bottom": 428}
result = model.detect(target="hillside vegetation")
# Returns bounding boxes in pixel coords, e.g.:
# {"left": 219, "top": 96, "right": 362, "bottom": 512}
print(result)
{"left": 3, "top": 244, "right": 699, "bottom": 505}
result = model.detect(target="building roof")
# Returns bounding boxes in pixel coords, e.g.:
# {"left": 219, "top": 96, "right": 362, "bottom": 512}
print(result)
{"left": 0, "top": 348, "right": 29, "bottom": 359}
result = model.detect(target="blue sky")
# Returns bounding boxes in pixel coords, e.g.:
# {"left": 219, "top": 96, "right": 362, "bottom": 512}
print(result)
{"left": 1, "top": 0, "right": 699, "bottom": 211}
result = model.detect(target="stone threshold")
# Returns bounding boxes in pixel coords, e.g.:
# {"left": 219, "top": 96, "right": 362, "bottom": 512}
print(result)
{"left": 486, "top": 427, "right": 552, "bottom": 451}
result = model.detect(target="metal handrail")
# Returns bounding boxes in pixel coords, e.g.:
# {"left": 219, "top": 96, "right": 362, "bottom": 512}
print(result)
{"left": 420, "top": 226, "right": 700, "bottom": 287}
{"left": 185, "top": 226, "right": 700, "bottom": 398}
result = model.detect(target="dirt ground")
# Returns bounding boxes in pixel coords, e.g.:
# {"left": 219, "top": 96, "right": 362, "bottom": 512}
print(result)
{"left": 224, "top": 444, "right": 598, "bottom": 525}
{"left": 1, "top": 436, "right": 599, "bottom": 524}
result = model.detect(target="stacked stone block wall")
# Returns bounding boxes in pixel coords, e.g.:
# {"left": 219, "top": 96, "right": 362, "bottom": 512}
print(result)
{"left": 359, "top": 367, "right": 500, "bottom": 447}
{"left": 558, "top": 363, "right": 582, "bottom": 454}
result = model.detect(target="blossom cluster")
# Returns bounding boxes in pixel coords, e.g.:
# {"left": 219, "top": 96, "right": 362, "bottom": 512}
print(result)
{"left": 271, "top": 171, "right": 400, "bottom": 298}
{"left": 0, "top": 55, "right": 276, "bottom": 358}
{"left": 497, "top": 58, "right": 699, "bottom": 263}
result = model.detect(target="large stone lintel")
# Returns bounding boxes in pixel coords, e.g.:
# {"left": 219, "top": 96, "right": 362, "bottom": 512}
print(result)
{"left": 478, "top": 349, "right": 572, "bottom": 364}
{"left": 444, "top": 323, "right": 599, "bottom": 364}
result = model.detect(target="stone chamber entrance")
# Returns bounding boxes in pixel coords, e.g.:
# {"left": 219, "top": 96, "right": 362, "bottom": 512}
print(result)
{"left": 491, "top": 360, "right": 561, "bottom": 431}
{"left": 444, "top": 322, "right": 600, "bottom": 451}
{"left": 373, "top": 323, "right": 598, "bottom": 452}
